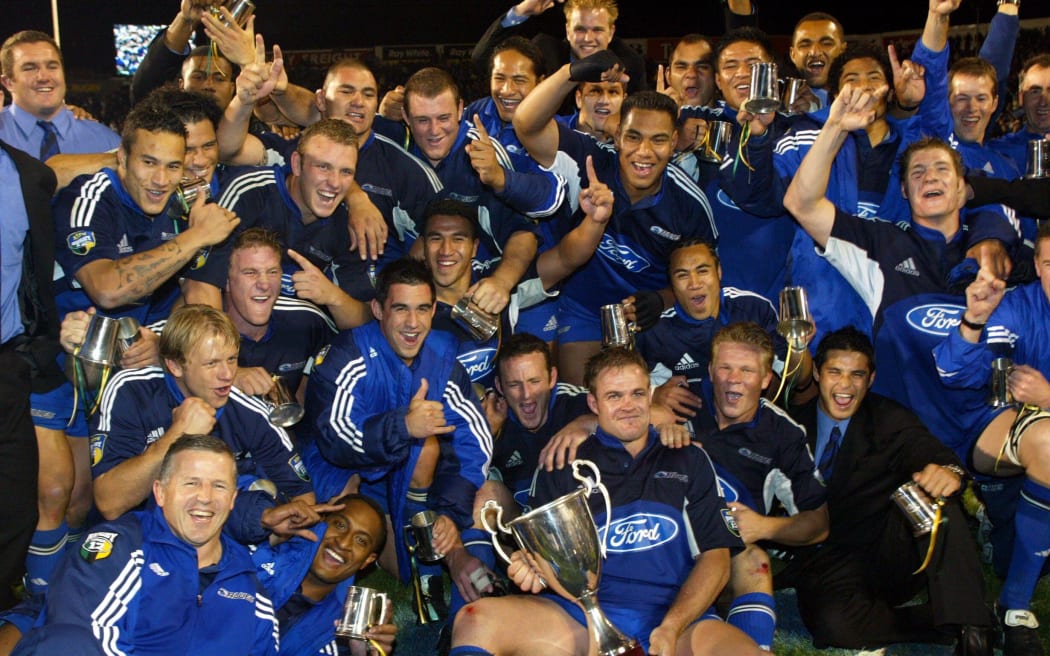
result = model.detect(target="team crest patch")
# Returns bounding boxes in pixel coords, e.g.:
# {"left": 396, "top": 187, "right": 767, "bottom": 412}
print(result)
{"left": 314, "top": 345, "right": 330, "bottom": 367}
{"left": 721, "top": 508, "right": 741, "bottom": 537}
{"left": 67, "top": 230, "right": 97, "bottom": 256}
{"left": 80, "top": 531, "right": 119, "bottom": 562}
{"left": 191, "top": 247, "right": 211, "bottom": 270}
{"left": 89, "top": 434, "right": 106, "bottom": 467}
{"left": 289, "top": 454, "right": 311, "bottom": 482}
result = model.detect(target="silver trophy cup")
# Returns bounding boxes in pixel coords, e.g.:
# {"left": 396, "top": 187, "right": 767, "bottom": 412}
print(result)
{"left": 450, "top": 296, "right": 499, "bottom": 341}
{"left": 778, "top": 286, "right": 815, "bottom": 351}
{"left": 698, "top": 120, "right": 734, "bottom": 163}
{"left": 404, "top": 510, "right": 443, "bottom": 563}
{"left": 176, "top": 175, "right": 212, "bottom": 214}
{"left": 782, "top": 77, "right": 808, "bottom": 115}
{"left": 210, "top": 0, "right": 255, "bottom": 27}
{"left": 481, "top": 460, "right": 643, "bottom": 656}
{"left": 264, "top": 375, "right": 304, "bottom": 427}
{"left": 743, "top": 62, "right": 782, "bottom": 115}
{"left": 989, "top": 357, "right": 1015, "bottom": 408}
{"left": 891, "top": 481, "right": 946, "bottom": 537}
{"left": 600, "top": 304, "right": 635, "bottom": 350}
{"left": 335, "top": 585, "right": 390, "bottom": 640}
{"left": 1025, "top": 139, "right": 1049, "bottom": 179}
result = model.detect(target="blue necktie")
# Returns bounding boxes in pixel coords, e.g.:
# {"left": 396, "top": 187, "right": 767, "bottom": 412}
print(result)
{"left": 37, "top": 120, "right": 60, "bottom": 161}
{"left": 819, "top": 425, "right": 842, "bottom": 483}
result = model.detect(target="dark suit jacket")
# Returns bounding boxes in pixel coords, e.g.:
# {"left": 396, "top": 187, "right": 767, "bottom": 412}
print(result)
{"left": 2, "top": 139, "right": 62, "bottom": 393}
{"left": 789, "top": 394, "right": 963, "bottom": 549}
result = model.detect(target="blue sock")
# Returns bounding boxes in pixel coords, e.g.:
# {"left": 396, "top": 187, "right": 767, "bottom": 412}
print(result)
{"left": 448, "top": 647, "right": 493, "bottom": 656}
{"left": 726, "top": 591, "right": 776, "bottom": 651}
{"left": 406, "top": 486, "right": 428, "bottom": 518}
{"left": 65, "top": 527, "right": 85, "bottom": 549}
{"left": 24, "top": 523, "right": 68, "bottom": 595}
{"left": 461, "top": 527, "right": 497, "bottom": 571}
{"left": 1000, "top": 478, "right": 1050, "bottom": 610}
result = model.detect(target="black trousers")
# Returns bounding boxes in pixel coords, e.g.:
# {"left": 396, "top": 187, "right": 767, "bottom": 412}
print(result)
{"left": 779, "top": 499, "right": 992, "bottom": 649}
{"left": 0, "top": 348, "right": 39, "bottom": 610}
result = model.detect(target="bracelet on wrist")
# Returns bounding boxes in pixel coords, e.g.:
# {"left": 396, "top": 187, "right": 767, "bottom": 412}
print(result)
{"left": 941, "top": 463, "right": 968, "bottom": 479}
{"left": 998, "top": 0, "right": 1021, "bottom": 7}
{"left": 959, "top": 315, "right": 987, "bottom": 331}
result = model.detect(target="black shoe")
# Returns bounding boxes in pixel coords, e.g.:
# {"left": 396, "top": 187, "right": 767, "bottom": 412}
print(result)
{"left": 954, "top": 625, "right": 993, "bottom": 656}
{"left": 999, "top": 606, "right": 1046, "bottom": 656}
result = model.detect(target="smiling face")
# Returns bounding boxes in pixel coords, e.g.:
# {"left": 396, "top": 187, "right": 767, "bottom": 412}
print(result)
{"left": 715, "top": 41, "right": 771, "bottom": 111}
{"left": 308, "top": 499, "right": 382, "bottom": 586}
{"left": 1, "top": 40, "right": 66, "bottom": 120}
{"left": 118, "top": 128, "right": 186, "bottom": 216}
{"left": 615, "top": 107, "right": 676, "bottom": 204}
{"left": 566, "top": 8, "right": 614, "bottom": 59}
{"left": 423, "top": 213, "right": 478, "bottom": 295}
{"left": 225, "top": 245, "right": 281, "bottom": 339}
{"left": 815, "top": 349, "right": 874, "bottom": 421}
{"left": 371, "top": 283, "right": 435, "bottom": 364}
{"left": 1020, "top": 64, "right": 1050, "bottom": 134}
{"left": 790, "top": 19, "right": 846, "bottom": 89}
{"left": 180, "top": 55, "right": 235, "bottom": 108}
{"left": 576, "top": 81, "right": 624, "bottom": 137}
{"left": 667, "top": 40, "right": 715, "bottom": 107}
{"left": 949, "top": 73, "right": 997, "bottom": 144}
{"left": 837, "top": 57, "right": 888, "bottom": 119}
{"left": 167, "top": 333, "right": 239, "bottom": 409}
{"left": 587, "top": 363, "right": 651, "bottom": 451}
{"left": 669, "top": 243, "right": 722, "bottom": 320}
{"left": 289, "top": 134, "right": 357, "bottom": 222}
{"left": 497, "top": 351, "right": 556, "bottom": 431}
{"left": 709, "top": 341, "right": 772, "bottom": 429}
{"left": 153, "top": 449, "right": 237, "bottom": 566}
{"left": 318, "top": 65, "right": 378, "bottom": 138}
{"left": 404, "top": 89, "right": 463, "bottom": 166}
{"left": 490, "top": 50, "right": 541, "bottom": 123}
{"left": 902, "top": 144, "right": 965, "bottom": 230}
{"left": 183, "top": 119, "right": 219, "bottom": 183}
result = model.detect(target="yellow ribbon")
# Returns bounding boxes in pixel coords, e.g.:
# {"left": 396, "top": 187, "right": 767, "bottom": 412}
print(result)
{"left": 913, "top": 497, "right": 945, "bottom": 575}
{"left": 367, "top": 638, "right": 387, "bottom": 656}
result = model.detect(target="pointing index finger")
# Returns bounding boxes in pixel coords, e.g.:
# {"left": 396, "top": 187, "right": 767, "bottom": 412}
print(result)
{"left": 472, "top": 114, "right": 492, "bottom": 144}
{"left": 585, "top": 155, "right": 599, "bottom": 186}
{"left": 286, "top": 248, "right": 318, "bottom": 271}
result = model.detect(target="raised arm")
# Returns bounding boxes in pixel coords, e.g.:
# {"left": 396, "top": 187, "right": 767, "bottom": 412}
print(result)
{"left": 218, "top": 35, "right": 283, "bottom": 166}
{"left": 783, "top": 83, "right": 883, "bottom": 247}
{"left": 513, "top": 63, "right": 576, "bottom": 167}
{"left": 537, "top": 155, "right": 611, "bottom": 287}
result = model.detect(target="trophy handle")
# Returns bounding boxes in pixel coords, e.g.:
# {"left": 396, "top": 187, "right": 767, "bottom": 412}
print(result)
{"left": 376, "top": 592, "right": 391, "bottom": 625}
{"left": 571, "top": 460, "right": 613, "bottom": 560}
{"left": 479, "top": 499, "right": 514, "bottom": 564}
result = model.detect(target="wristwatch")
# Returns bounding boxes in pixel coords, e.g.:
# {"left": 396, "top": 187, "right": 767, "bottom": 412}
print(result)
{"left": 941, "top": 463, "right": 968, "bottom": 479}
{"left": 998, "top": 0, "right": 1021, "bottom": 7}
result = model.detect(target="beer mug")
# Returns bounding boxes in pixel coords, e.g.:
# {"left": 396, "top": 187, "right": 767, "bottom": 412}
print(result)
{"left": 778, "top": 286, "right": 815, "bottom": 351}
{"left": 404, "top": 510, "right": 443, "bottom": 563}
{"left": 1025, "top": 139, "right": 1048, "bottom": 179}
{"left": 176, "top": 175, "right": 211, "bottom": 213}
{"left": 210, "top": 0, "right": 255, "bottom": 27}
{"left": 450, "top": 296, "right": 499, "bottom": 341}
{"left": 600, "top": 304, "right": 635, "bottom": 350}
{"left": 115, "top": 316, "right": 142, "bottom": 356}
{"left": 698, "top": 120, "right": 733, "bottom": 163}
{"left": 989, "top": 357, "right": 1015, "bottom": 408}
{"left": 264, "top": 375, "right": 304, "bottom": 427}
{"left": 782, "top": 77, "right": 808, "bottom": 115}
{"left": 335, "top": 586, "right": 390, "bottom": 640}
{"left": 743, "top": 62, "right": 782, "bottom": 115}
{"left": 77, "top": 314, "right": 123, "bottom": 367}
{"left": 891, "top": 481, "right": 946, "bottom": 537}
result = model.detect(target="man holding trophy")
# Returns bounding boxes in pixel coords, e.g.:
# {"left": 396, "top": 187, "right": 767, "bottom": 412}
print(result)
{"left": 450, "top": 348, "right": 762, "bottom": 656}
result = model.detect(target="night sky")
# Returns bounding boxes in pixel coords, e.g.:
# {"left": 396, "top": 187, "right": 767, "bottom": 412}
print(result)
{"left": 7, "top": 0, "right": 1050, "bottom": 79}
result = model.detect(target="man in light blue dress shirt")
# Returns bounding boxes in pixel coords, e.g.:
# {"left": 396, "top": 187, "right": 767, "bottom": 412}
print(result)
{"left": 0, "top": 31, "right": 120, "bottom": 161}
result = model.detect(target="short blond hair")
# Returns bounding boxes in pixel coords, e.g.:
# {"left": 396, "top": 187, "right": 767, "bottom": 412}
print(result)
{"left": 564, "top": 0, "right": 619, "bottom": 23}
{"left": 160, "top": 304, "right": 240, "bottom": 369}
{"left": 711, "top": 322, "right": 774, "bottom": 374}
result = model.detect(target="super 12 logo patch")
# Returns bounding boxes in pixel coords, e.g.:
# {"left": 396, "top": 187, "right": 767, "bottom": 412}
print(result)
{"left": 67, "top": 230, "right": 97, "bottom": 256}
{"left": 80, "top": 531, "right": 119, "bottom": 562}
